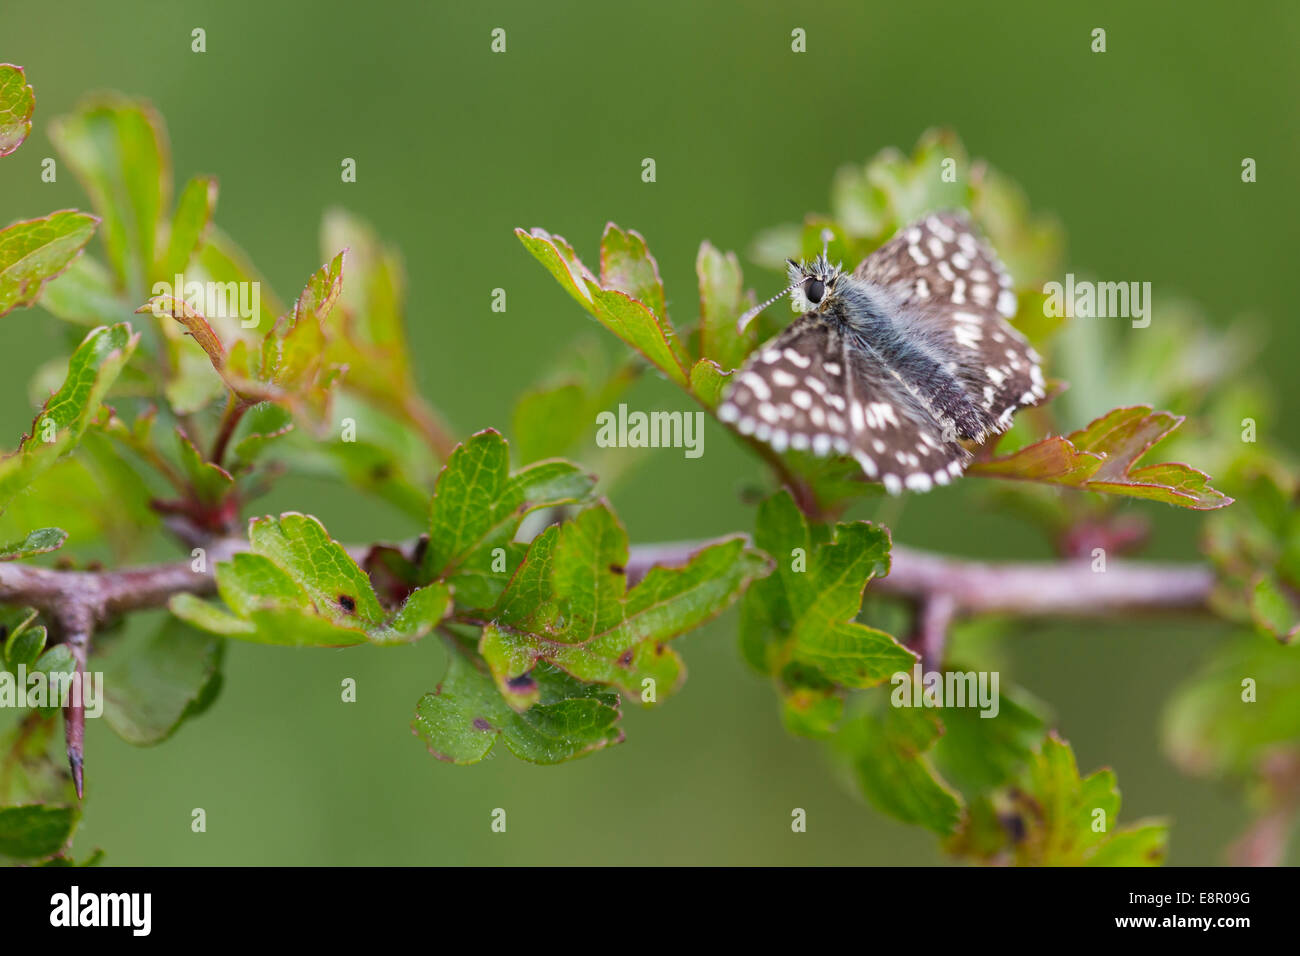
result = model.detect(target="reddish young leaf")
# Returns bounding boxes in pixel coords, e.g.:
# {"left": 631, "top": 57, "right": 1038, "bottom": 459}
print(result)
{"left": 970, "top": 405, "right": 1232, "bottom": 510}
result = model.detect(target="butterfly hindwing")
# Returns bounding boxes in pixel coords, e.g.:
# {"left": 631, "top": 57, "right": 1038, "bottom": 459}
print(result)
{"left": 842, "top": 345, "right": 971, "bottom": 495}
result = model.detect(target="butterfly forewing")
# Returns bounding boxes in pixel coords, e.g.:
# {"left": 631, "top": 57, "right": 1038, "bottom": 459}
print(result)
{"left": 718, "top": 316, "right": 855, "bottom": 456}
{"left": 854, "top": 211, "right": 1046, "bottom": 430}
{"left": 718, "top": 315, "right": 970, "bottom": 493}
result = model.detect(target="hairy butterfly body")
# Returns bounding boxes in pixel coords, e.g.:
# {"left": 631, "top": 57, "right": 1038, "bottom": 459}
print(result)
{"left": 718, "top": 211, "right": 1046, "bottom": 494}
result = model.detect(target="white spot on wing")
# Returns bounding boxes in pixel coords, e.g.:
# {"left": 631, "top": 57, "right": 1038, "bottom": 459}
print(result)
{"left": 784, "top": 348, "right": 811, "bottom": 368}
{"left": 741, "top": 372, "right": 771, "bottom": 400}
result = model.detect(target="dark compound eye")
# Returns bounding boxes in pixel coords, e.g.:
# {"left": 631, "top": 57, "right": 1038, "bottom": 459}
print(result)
{"left": 805, "top": 277, "right": 825, "bottom": 304}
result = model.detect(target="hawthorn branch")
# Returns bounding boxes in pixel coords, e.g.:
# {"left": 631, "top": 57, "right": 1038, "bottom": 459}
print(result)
{"left": 0, "top": 536, "right": 1215, "bottom": 626}
{"left": 0, "top": 534, "right": 1215, "bottom": 796}
{"left": 624, "top": 538, "right": 1216, "bottom": 618}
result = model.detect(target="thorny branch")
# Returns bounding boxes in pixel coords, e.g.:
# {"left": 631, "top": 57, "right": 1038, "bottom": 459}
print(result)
{"left": 0, "top": 533, "right": 1215, "bottom": 797}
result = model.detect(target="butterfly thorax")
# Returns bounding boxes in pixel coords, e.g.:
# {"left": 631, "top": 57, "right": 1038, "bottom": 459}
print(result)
{"left": 814, "top": 273, "right": 993, "bottom": 442}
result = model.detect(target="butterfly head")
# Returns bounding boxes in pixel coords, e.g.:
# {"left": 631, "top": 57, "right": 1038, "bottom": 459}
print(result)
{"left": 734, "top": 230, "right": 844, "bottom": 334}
{"left": 786, "top": 253, "right": 843, "bottom": 314}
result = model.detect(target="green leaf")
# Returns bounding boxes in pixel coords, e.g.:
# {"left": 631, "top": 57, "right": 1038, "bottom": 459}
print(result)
{"left": 515, "top": 227, "right": 599, "bottom": 310}
{"left": 0, "top": 527, "right": 67, "bottom": 561}
{"left": 34, "top": 643, "right": 74, "bottom": 679}
{"left": 142, "top": 251, "right": 351, "bottom": 423}
{"left": 0, "top": 715, "right": 74, "bottom": 806}
{"left": 194, "top": 227, "right": 284, "bottom": 330}
{"left": 174, "top": 427, "right": 233, "bottom": 505}
{"left": 600, "top": 223, "right": 667, "bottom": 323}
{"left": 696, "top": 241, "right": 755, "bottom": 373}
{"left": 50, "top": 97, "right": 169, "bottom": 298}
{"left": 753, "top": 129, "right": 1063, "bottom": 293}
{"left": 172, "top": 514, "right": 452, "bottom": 646}
{"left": 1084, "top": 824, "right": 1172, "bottom": 867}
{"left": 1202, "top": 465, "right": 1299, "bottom": 630}
{"left": 1010, "top": 734, "right": 1168, "bottom": 866}
{"left": 777, "top": 664, "right": 843, "bottom": 739}
{"left": 587, "top": 283, "right": 690, "bottom": 386}
{"left": 479, "top": 504, "right": 771, "bottom": 707}
{"left": 833, "top": 689, "right": 963, "bottom": 836}
{"left": 1163, "top": 632, "right": 1300, "bottom": 779}
{"left": 424, "top": 429, "right": 595, "bottom": 580}
{"left": 511, "top": 383, "right": 588, "bottom": 464}
{"left": 251, "top": 512, "right": 390, "bottom": 626}
{"left": 4, "top": 623, "right": 46, "bottom": 669}
{"left": 0, "top": 64, "right": 35, "bottom": 156}
{"left": 321, "top": 210, "right": 402, "bottom": 352}
{"left": 831, "top": 130, "right": 971, "bottom": 242}
{"left": 688, "top": 358, "right": 730, "bottom": 408}
{"left": 971, "top": 405, "right": 1233, "bottom": 510}
{"left": 35, "top": 255, "right": 128, "bottom": 327}
{"left": 39, "top": 848, "right": 106, "bottom": 867}
{"left": 0, "top": 322, "right": 139, "bottom": 505}
{"left": 414, "top": 653, "right": 623, "bottom": 765}
{"left": 741, "top": 490, "right": 913, "bottom": 688}
{"left": 318, "top": 210, "right": 448, "bottom": 449}
{"left": 229, "top": 401, "right": 293, "bottom": 468}
{"left": 101, "top": 617, "right": 223, "bottom": 745}
{"left": 0, "top": 431, "right": 156, "bottom": 559}
{"left": 0, "top": 805, "right": 79, "bottom": 860}
{"left": 509, "top": 345, "right": 641, "bottom": 469}
{"left": 287, "top": 419, "right": 432, "bottom": 520}
{"left": 157, "top": 175, "right": 217, "bottom": 277}
{"left": 255, "top": 251, "right": 348, "bottom": 424}
{"left": 168, "top": 593, "right": 254, "bottom": 637}
{"left": 1249, "top": 573, "right": 1300, "bottom": 642}
{"left": 517, "top": 227, "right": 690, "bottom": 386}
{"left": 930, "top": 680, "right": 1048, "bottom": 795}
{"left": 0, "top": 210, "right": 99, "bottom": 318}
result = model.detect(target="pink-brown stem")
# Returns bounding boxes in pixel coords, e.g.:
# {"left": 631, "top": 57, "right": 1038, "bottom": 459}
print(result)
{"left": 1, "top": 534, "right": 1214, "bottom": 796}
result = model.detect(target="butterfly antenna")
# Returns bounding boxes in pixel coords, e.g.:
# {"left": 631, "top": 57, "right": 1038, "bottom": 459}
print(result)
{"left": 736, "top": 282, "right": 797, "bottom": 334}
{"left": 818, "top": 228, "right": 843, "bottom": 272}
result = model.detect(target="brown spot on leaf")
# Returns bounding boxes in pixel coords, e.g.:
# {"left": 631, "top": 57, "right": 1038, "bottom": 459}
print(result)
{"left": 338, "top": 594, "right": 357, "bottom": 613}
{"left": 507, "top": 673, "right": 537, "bottom": 691}
{"left": 608, "top": 563, "right": 625, "bottom": 575}
{"left": 472, "top": 717, "right": 493, "bottom": 731}
{"left": 617, "top": 649, "right": 634, "bottom": 667}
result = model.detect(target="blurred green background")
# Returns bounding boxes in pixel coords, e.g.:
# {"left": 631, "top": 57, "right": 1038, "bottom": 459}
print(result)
{"left": 2, "top": 0, "right": 1297, "bottom": 864}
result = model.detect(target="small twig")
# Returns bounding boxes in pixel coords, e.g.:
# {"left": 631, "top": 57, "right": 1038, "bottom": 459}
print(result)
{"left": 53, "top": 604, "right": 93, "bottom": 800}
{"left": 685, "top": 383, "right": 831, "bottom": 521}
{"left": 209, "top": 394, "right": 251, "bottom": 469}
{"left": 909, "top": 593, "right": 956, "bottom": 671}
{"left": 400, "top": 392, "right": 459, "bottom": 462}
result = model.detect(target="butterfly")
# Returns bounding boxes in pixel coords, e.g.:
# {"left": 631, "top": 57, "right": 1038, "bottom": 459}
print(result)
{"left": 717, "top": 211, "right": 1046, "bottom": 494}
